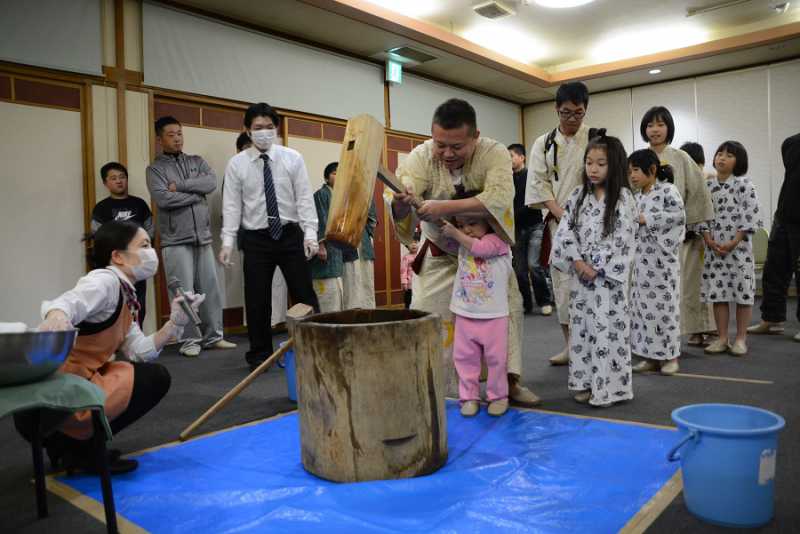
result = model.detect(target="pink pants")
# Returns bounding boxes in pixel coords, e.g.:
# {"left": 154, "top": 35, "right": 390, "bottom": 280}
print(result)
{"left": 453, "top": 314, "right": 509, "bottom": 402}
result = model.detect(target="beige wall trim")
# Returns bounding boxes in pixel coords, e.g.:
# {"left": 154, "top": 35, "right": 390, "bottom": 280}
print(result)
{"left": 114, "top": 0, "right": 128, "bottom": 166}
{"left": 298, "top": 0, "right": 800, "bottom": 88}
{"left": 46, "top": 477, "right": 148, "bottom": 534}
{"left": 297, "top": 0, "right": 551, "bottom": 85}
{"left": 556, "top": 22, "right": 800, "bottom": 82}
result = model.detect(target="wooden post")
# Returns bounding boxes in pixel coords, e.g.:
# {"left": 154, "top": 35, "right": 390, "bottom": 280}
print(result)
{"left": 294, "top": 308, "right": 447, "bottom": 482}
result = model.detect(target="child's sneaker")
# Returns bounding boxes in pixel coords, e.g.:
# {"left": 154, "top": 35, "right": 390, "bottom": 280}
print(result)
{"left": 460, "top": 401, "right": 479, "bottom": 417}
{"left": 488, "top": 399, "right": 509, "bottom": 417}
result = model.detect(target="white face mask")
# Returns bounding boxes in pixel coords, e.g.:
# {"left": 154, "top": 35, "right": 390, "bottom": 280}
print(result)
{"left": 250, "top": 128, "right": 277, "bottom": 150}
{"left": 129, "top": 248, "right": 159, "bottom": 282}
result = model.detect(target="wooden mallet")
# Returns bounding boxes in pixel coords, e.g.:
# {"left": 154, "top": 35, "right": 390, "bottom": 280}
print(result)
{"left": 178, "top": 303, "right": 314, "bottom": 441}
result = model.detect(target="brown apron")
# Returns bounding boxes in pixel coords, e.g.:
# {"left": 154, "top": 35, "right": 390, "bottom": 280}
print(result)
{"left": 58, "top": 287, "right": 135, "bottom": 439}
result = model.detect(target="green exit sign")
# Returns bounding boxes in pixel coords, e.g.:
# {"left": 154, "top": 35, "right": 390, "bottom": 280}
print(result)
{"left": 386, "top": 60, "right": 403, "bottom": 84}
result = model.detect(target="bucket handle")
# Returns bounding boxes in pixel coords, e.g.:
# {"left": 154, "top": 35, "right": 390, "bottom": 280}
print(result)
{"left": 667, "top": 429, "right": 698, "bottom": 462}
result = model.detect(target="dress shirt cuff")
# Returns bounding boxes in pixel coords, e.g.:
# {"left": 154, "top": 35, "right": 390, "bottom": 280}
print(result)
{"left": 222, "top": 235, "right": 236, "bottom": 249}
{"left": 303, "top": 227, "right": 317, "bottom": 242}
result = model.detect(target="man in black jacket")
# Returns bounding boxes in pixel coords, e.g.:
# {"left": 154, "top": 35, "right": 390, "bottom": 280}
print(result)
{"left": 748, "top": 132, "right": 800, "bottom": 341}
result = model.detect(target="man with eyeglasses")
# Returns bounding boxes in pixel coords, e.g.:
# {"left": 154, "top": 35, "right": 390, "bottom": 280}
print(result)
{"left": 525, "top": 81, "right": 591, "bottom": 366}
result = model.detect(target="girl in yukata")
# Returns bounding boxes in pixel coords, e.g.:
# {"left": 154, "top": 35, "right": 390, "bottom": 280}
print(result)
{"left": 641, "top": 107, "right": 715, "bottom": 346}
{"left": 442, "top": 194, "right": 513, "bottom": 418}
{"left": 699, "top": 141, "right": 763, "bottom": 356}
{"left": 551, "top": 130, "right": 638, "bottom": 407}
{"left": 628, "top": 149, "right": 686, "bottom": 376}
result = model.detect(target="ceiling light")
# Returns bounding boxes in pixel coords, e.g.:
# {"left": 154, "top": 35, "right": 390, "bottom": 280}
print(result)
{"left": 649, "top": 69, "right": 662, "bottom": 74}
{"left": 462, "top": 23, "right": 548, "bottom": 63}
{"left": 534, "top": 0, "right": 596, "bottom": 7}
{"left": 591, "top": 24, "right": 709, "bottom": 62}
{"left": 363, "top": 0, "right": 440, "bottom": 19}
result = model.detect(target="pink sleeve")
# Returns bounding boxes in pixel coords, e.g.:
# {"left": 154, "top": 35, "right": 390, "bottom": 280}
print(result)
{"left": 469, "top": 234, "right": 510, "bottom": 258}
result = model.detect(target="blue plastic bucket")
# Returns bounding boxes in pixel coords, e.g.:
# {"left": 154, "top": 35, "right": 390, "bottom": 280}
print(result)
{"left": 284, "top": 347, "right": 297, "bottom": 403}
{"left": 669, "top": 404, "right": 785, "bottom": 528}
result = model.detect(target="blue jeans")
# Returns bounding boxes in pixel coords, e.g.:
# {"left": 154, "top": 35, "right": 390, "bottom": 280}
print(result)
{"left": 513, "top": 223, "right": 553, "bottom": 311}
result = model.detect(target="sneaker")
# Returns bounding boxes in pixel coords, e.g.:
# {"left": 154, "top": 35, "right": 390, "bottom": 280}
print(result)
{"left": 488, "top": 399, "right": 509, "bottom": 416}
{"left": 794, "top": 331, "right": 800, "bottom": 342}
{"left": 549, "top": 349, "right": 569, "bottom": 366}
{"left": 704, "top": 338, "right": 730, "bottom": 354}
{"left": 660, "top": 360, "right": 680, "bottom": 375}
{"left": 573, "top": 391, "right": 591, "bottom": 404}
{"left": 208, "top": 339, "right": 237, "bottom": 350}
{"left": 730, "top": 340, "right": 748, "bottom": 356}
{"left": 747, "top": 321, "right": 785, "bottom": 335}
{"left": 460, "top": 401, "right": 479, "bottom": 417}
{"left": 508, "top": 379, "right": 542, "bottom": 407}
{"left": 632, "top": 360, "right": 658, "bottom": 373}
{"left": 179, "top": 345, "right": 201, "bottom": 357}
{"left": 540, "top": 305, "right": 553, "bottom": 316}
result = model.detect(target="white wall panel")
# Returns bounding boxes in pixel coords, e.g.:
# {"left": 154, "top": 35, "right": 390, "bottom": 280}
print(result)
{"left": 522, "top": 102, "right": 556, "bottom": 153}
{"left": 286, "top": 138, "right": 343, "bottom": 192}
{"left": 142, "top": 2, "right": 384, "bottom": 124}
{"left": 697, "top": 67, "right": 771, "bottom": 226}
{"left": 768, "top": 59, "right": 800, "bottom": 217}
{"left": 0, "top": 0, "right": 102, "bottom": 75}
{"left": 0, "top": 102, "right": 85, "bottom": 326}
{"left": 390, "top": 74, "right": 521, "bottom": 146}
{"left": 631, "top": 79, "right": 698, "bottom": 156}
{"left": 585, "top": 89, "right": 634, "bottom": 153}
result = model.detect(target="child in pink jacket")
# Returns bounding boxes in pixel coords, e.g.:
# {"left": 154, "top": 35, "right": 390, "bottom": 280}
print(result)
{"left": 442, "top": 215, "right": 512, "bottom": 418}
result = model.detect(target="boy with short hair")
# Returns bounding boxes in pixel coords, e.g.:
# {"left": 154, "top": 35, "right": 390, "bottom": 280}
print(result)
{"left": 91, "top": 161, "right": 154, "bottom": 326}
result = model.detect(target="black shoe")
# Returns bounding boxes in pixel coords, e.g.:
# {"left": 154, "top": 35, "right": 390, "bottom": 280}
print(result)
{"left": 523, "top": 308, "right": 534, "bottom": 315}
{"left": 62, "top": 449, "right": 139, "bottom": 476}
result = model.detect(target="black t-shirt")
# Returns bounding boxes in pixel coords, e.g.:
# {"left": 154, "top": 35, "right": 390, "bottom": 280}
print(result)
{"left": 91, "top": 196, "right": 153, "bottom": 235}
{"left": 513, "top": 168, "right": 543, "bottom": 230}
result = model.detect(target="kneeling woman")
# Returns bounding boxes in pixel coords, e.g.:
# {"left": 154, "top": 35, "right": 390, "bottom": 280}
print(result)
{"left": 21, "top": 221, "right": 202, "bottom": 474}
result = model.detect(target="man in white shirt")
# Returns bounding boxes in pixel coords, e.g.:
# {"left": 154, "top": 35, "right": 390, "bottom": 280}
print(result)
{"left": 219, "top": 103, "right": 319, "bottom": 370}
{"left": 525, "top": 82, "right": 591, "bottom": 366}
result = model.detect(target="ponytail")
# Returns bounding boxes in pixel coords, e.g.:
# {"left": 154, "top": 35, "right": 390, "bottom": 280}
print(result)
{"left": 655, "top": 163, "right": 674, "bottom": 184}
{"left": 629, "top": 149, "right": 673, "bottom": 183}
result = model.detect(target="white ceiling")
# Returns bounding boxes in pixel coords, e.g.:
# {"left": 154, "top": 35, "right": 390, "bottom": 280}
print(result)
{"left": 164, "top": 0, "right": 800, "bottom": 104}
{"left": 413, "top": 0, "right": 800, "bottom": 69}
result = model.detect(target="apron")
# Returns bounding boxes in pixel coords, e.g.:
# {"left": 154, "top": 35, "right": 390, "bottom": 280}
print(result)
{"left": 58, "top": 285, "right": 135, "bottom": 439}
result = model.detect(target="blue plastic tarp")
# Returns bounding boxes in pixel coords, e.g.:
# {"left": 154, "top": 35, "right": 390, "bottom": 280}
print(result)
{"left": 57, "top": 404, "right": 680, "bottom": 533}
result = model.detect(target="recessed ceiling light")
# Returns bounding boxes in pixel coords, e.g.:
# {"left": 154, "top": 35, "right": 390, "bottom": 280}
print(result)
{"left": 534, "top": 0, "right": 596, "bottom": 7}
{"left": 649, "top": 69, "right": 662, "bottom": 74}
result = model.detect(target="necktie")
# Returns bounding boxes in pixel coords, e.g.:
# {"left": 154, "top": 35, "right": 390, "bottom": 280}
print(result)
{"left": 261, "top": 154, "right": 283, "bottom": 240}
{"left": 120, "top": 279, "right": 140, "bottom": 321}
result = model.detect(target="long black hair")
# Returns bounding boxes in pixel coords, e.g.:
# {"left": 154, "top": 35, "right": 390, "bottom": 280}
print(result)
{"left": 628, "top": 149, "right": 674, "bottom": 184}
{"left": 87, "top": 221, "right": 141, "bottom": 269}
{"left": 572, "top": 129, "right": 630, "bottom": 237}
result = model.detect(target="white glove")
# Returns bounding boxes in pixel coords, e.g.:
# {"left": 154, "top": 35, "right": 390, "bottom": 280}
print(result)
{"left": 218, "top": 245, "right": 234, "bottom": 267}
{"left": 39, "top": 310, "right": 72, "bottom": 332}
{"left": 304, "top": 239, "right": 319, "bottom": 260}
{"left": 169, "top": 292, "right": 206, "bottom": 326}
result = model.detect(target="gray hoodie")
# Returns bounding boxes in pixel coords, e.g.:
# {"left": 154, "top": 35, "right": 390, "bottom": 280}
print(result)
{"left": 146, "top": 153, "right": 217, "bottom": 247}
